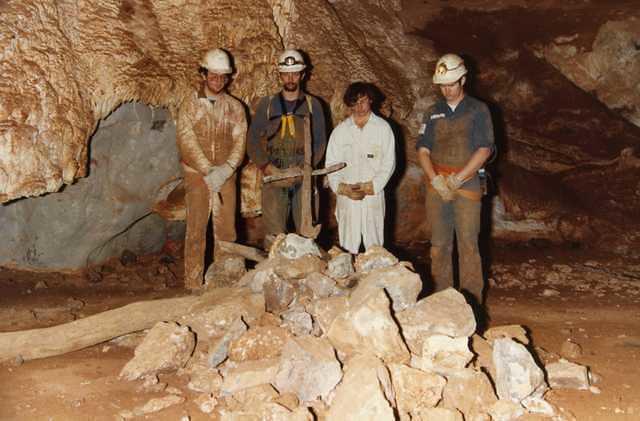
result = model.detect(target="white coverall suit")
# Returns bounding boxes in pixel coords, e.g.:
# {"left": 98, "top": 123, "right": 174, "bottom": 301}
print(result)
{"left": 326, "top": 113, "right": 396, "bottom": 254}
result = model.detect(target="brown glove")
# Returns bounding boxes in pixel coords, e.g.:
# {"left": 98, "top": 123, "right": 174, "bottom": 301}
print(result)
{"left": 338, "top": 183, "right": 365, "bottom": 201}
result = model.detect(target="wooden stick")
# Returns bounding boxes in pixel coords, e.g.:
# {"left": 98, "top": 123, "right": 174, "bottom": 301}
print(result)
{"left": 262, "top": 162, "right": 346, "bottom": 183}
{"left": 0, "top": 295, "right": 200, "bottom": 363}
{"left": 299, "top": 115, "right": 321, "bottom": 239}
{"left": 218, "top": 240, "right": 266, "bottom": 262}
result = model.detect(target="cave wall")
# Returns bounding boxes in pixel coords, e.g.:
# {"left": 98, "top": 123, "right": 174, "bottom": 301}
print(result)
{"left": 1, "top": 0, "right": 640, "bottom": 268}
{"left": 0, "top": 103, "right": 183, "bottom": 270}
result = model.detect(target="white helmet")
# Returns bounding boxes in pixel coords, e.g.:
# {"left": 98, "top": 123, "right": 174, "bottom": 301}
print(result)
{"left": 277, "top": 49, "right": 306, "bottom": 73}
{"left": 433, "top": 53, "right": 467, "bottom": 84}
{"left": 200, "top": 48, "right": 232, "bottom": 74}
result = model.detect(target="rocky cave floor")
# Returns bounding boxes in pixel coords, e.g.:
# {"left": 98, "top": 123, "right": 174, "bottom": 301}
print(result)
{"left": 0, "top": 241, "right": 639, "bottom": 420}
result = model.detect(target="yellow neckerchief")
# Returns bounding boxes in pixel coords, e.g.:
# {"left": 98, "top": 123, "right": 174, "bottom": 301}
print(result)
{"left": 280, "top": 114, "right": 296, "bottom": 139}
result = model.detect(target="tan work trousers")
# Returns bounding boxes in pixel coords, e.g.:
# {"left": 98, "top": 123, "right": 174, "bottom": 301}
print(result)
{"left": 183, "top": 170, "right": 237, "bottom": 289}
{"left": 426, "top": 189, "right": 484, "bottom": 303}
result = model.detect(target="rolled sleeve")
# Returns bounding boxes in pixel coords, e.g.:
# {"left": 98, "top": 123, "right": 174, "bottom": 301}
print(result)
{"left": 415, "top": 117, "right": 435, "bottom": 152}
{"left": 472, "top": 103, "right": 495, "bottom": 151}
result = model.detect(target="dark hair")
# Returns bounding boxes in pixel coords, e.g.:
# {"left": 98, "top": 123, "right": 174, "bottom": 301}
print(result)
{"left": 343, "top": 82, "right": 382, "bottom": 108}
{"left": 199, "top": 66, "right": 209, "bottom": 76}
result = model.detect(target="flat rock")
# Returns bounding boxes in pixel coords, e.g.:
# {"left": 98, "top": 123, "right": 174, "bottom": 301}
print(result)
{"left": 274, "top": 336, "right": 342, "bottom": 402}
{"left": 220, "top": 358, "right": 280, "bottom": 394}
{"left": 354, "top": 246, "right": 399, "bottom": 273}
{"left": 219, "top": 403, "right": 313, "bottom": 421}
{"left": 274, "top": 255, "right": 326, "bottom": 280}
{"left": 120, "top": 321, "right": 195, "bottom": 381}
{"left": 484, "top": 325, "right": 529, "bottom": 345}
{"left": 493, "top": 338, "right": 547, "bottom": 403}
{"left": 546, "top": 359, "right": 590, "bottom": 390}
{"left": 236, "top": 258, "right": 281, "bottom": 293}
{"left": 228, "top": 325, "right": 293, "bottom": 362}
{"left": 280, "top": 308, "right": 313, "bottom": 336}
{"left": 410, "top": 335, "right": 473, "bottom": 375}
{"left": 208, "top": 317, "right": 248, "bottom": 367}
{"left": 307, "top": 295, "right": 348, "bottom": 335}
{"left": 269, "top": 234, "right": 322, "bottom": 260}
{"left": 397, "top": 288, "right": 476, "bottom": 355}
{"left": 122, "top": 394, "right": 185, "bottom": 418}
{"left": 302, "top": 272, "right": 341, "bottom": 298}
{"left": 388, "top": 363, "right": 446, "bottom": 416}
{"left": 470, "top": 334, "right": 495, "bottom": 377}
{"left": 488, "top": 400, "right": 525, "bottom": 421}
{"left": 441, "top": 368, "right": 497, "bottom": 419}
{"left": 326, "top": 252, "right": 354, "bottom": 279}
{"left": 264, "top": 276, "right": 296, "bottom": 314}
{"left": 327, "top": 289, "right": 410, "bottom": 363}
{"left": 325, "top": 354, "right": 396, "bottom": 421}
{"left": 232, "top": 384, "right": 279, "bottom": 407}
{"left": 351, "top": 263, "right": 422, "bottom": 312}
{"left": 181, "top": 288, "right": 264, "bottom": 340}
{"left": 187, "top": 367, "right": 223, "bottom": 394}
{"left": 411, "top": 407, "right": 464, "bottom": 421}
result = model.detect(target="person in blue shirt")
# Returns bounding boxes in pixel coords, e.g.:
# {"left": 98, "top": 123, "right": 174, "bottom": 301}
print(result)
{"left": 416, "top": 53, "right": 494, "bottom": 304}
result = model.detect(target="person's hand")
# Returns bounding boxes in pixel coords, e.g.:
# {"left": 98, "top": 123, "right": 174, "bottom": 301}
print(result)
{"left": 431, "top": 175, "right": 454, "bottom": 201}
{"left": 265, "top": 164, "right": 301, "bottom": 188}
{"left": 204, "top": 163, "right": 233, "bottom": 192}
{"left": 445, "top": 173, "right": 465, "bottom": 191}
{"left": 358, "top": 181, "right": 374, "bottom": 196}
{"left": 338, "top": 183, "right": 365, "bottom": 200}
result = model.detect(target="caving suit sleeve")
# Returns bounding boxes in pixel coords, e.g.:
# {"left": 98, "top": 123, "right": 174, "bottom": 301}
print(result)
{"left": 176, "top": 95, "right": 212, "bottom": 175}
{"left": 226, "top": 99, "right": 248, "bottom": 170}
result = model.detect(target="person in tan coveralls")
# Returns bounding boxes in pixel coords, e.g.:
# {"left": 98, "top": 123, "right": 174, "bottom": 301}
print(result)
{"left": 176, "top": 48, "right": 247, "bottom": 289}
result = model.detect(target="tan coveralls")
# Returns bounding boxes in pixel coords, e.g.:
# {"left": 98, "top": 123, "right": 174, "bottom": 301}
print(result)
{"left": 176, "top": 89, "right": 247, "bottom": 289}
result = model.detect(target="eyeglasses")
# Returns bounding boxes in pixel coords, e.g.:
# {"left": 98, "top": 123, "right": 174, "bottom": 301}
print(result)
{"left": 279, "top": 56, "right": 304, "bottom": 66}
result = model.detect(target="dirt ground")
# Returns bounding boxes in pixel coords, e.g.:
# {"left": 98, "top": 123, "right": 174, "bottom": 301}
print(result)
{"left": 0, "top": 242, "right": 639, "bottom": 420}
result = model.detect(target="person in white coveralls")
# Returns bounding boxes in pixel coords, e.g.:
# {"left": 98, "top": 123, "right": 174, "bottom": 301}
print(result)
{"left": 326, "top": 82, "right": 396, "bottom": 254}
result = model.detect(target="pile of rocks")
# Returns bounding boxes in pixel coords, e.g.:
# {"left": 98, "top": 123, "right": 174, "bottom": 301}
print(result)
{"left": 116, "top": 234, "right": 593, "bottom": 420}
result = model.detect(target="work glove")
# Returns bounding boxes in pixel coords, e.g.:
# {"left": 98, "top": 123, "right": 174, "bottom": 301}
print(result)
{"left": 431, "top": 175, "right": 454, "bottom": 202}
{"left": 445, "top": 173, "right": 465, "bottom": 191}
{"left": 338, "top": 182, "right": 365, "bottom": 201}
{"left": 358, "top": 181, "right": 375, "bottom": 196}
{"left": 204, "top": 162, "right": 234, "bottom": 192}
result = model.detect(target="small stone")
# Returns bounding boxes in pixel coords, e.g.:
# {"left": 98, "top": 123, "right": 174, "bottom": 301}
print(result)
{"left": 34, "top": 280, "right": 48, "bottom": 289}
{"left": 264, "top": 276, "right": 296, "bottom": 314}
{"left": 411, "top": 407, "right": 464, "bottom": 421}
{"left": 228, "top": 325, "right": 292, "bottom": 362}
{"left": 302, "top": 272, "right": 341, "bottom": 298}
{"left": 327, "top": 288, "right": 410, "bottom": 364}
{"left": 388, "top": 364, "right": 446, "bottom": 415}
{"left": 232, "top": 384, "right": 279, "bottom": 407}
{"left": 307, "top": 296, "right": 348, "bottom": 335}
{"left": 493, "top": 338, "right": 547, "bottom": 403}
{"left": 397, "top": 288, "right": 476, "bottom": 355}
{"left": 560, "top": 339, "right": 583, "bottom": 359}
{"left": 187, "top": 367, "right": 223, "bottom": 394}
{"left": 208, "top": 317, "right": 248, "bottom": 367}
{"left": 326, "top": 252, "right": 354, "bottom": 279}
{"left": 354, "top": 246, "right": 399, "bottom": 273}
{"left": 410, "top": 335, "right": 473, "bottom": 375}
{"left": 220, "top": 358, "right": 280, "bottom": 394}
{"left": 484, "top": 325, "right": 529, "bottom": 345}
{"left": 488, "top": 400, "right": 525, "bottom": 421}
{"left": 120, "top": 322, "right": 196, "bottom": 381}
{"left": 132, "top": 394, "right": 185, "bottom": 416}
{"left": 274, "top": 336, "right": 342, "bottom": 402}
{"left": 275, "top": 255, "right": 326, "bottom": 280}
{"left": 350, "top": 263, "right": 422, "bottom": 312}
{"left": 546, "top": 359, "right": 590, "bottom": 390}
{"left": 325, "top": 355, "right": 395, "bottom": 420}
{"left": 269, "top": 233, "right": 322, "bottom": 260}
{"left": 541, "top": 288, "right": 560, "bottom": 297}
{"left": 194, "top": 393, "right": 217, "bottom": 414}
{"left": 280, "top": 308, "right": 313, "bottom": 336}
{"left": 589, "top": 385, "right": 601, "bottom": 394}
